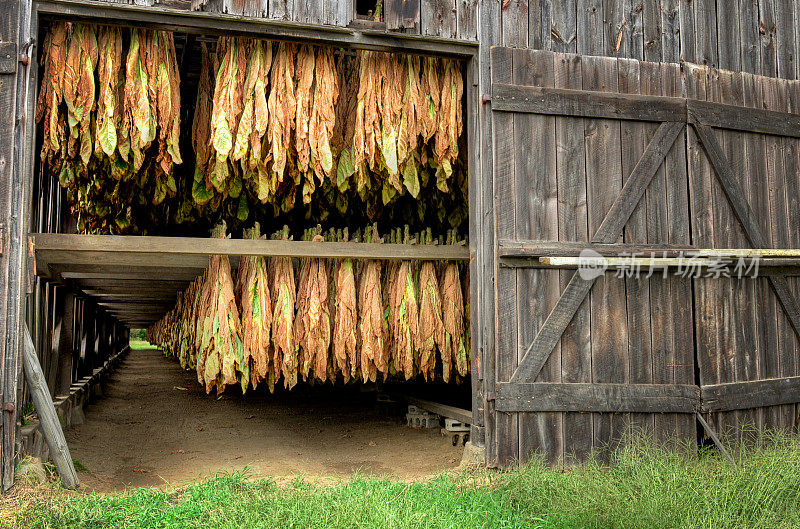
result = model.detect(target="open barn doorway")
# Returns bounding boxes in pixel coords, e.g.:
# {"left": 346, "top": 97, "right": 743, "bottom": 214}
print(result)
{"left": 23, "top": 11, "right": 478, "bottom": 490}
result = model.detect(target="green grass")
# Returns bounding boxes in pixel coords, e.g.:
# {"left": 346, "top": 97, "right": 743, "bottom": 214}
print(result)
{"left": 128, "top": 340, "right": 154, "bottom": 350}
{"left": 11, "top": 434, "right": 800, "bottom": 529}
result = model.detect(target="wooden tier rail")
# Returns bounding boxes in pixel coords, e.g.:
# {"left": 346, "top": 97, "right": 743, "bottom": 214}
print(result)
{"left": 32, "top": 234, "right": 470, "bottom": 327}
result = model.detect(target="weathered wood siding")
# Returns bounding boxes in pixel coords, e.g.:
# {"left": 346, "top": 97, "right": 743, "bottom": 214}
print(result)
{"left": 485, "top": 0, "right": 799, "bottom": 80}
{"left": 93, "top": 0, "right": 479, "bottom": 41}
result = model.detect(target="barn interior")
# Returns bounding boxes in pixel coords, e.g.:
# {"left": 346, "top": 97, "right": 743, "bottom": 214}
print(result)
{"left": 25, "top": 15, "right": 476, "bottom": 488}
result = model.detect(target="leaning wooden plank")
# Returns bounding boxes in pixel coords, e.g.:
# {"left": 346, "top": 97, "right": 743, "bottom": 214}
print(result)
{"left": 509, "top": 120, "right": 683, "bottom": 384}
{"left": 701, "top": 376, "right": 800, "bottom": 411}
{"left": 496, "top": 382, "right": 699, "bottom": 413}
{"left": 491, "top": 84, "right": 686, "bottom": 122}
{"left": 22, "top": 325, "right": 78, "bottom": 489}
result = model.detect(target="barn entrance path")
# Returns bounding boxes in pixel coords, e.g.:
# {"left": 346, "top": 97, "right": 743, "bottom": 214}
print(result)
{"left": 65, "top": 348, "right": 462, "bottom": 492}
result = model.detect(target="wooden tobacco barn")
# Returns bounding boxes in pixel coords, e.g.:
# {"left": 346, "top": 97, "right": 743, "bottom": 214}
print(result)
{"left": 1, "top": 0, "right": 800, "bottom": 488}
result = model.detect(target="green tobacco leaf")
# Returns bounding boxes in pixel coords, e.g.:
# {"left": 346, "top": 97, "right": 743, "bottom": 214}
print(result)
{"left": 402, "top": 160, "right": 420, "bottom": 198}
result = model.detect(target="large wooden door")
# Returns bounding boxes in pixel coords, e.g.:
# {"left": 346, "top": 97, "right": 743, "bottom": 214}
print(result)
{"left": 486, "top": 48, "right": 800, "bottom": 467}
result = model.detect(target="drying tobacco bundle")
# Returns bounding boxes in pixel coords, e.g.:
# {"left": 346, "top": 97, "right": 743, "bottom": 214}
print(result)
{"left": 356, "top": 225, "right": 388, "bottom": 381}
{"left": 195, "top": 222, "right": 248, "bottom": 395}
{"left": 417, "top": 228, "right": 445, "bottom": 381}
{"left": 333, "top": 229, "right": 359, "bottom": 382}
{"left": 294, "top": 227, "right": 332, "bottom": 382}
{"left": 388, "top": 227, "right": 420, "bottom": 380}
{"left": 441, "top": 230, "right": 469, "bottom": 378}
{"left": 235, "top": 223, "right": 274, "bottom": 391}
{"left": 270, "top": 226, "right": 298, "bottom": 388}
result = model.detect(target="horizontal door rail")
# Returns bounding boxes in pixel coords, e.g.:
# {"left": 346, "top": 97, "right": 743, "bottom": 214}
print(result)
{"left": 492, "top": 83, "right": 800, "bottom": 138}
{"left": 700, "top": 376, "right": 800, "bottom": 412}
{"left": 496, "top": 383, "right": 699, "bottom": 413}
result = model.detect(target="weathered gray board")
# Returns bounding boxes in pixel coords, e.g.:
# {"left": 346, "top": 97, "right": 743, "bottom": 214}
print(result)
{"left": 488, "top": 48, "right": 800, "bottom": 467}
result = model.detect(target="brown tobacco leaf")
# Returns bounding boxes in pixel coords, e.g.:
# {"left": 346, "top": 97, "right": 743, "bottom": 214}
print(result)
{"left": 309, "top": 46, "right": 340, "bottom": 187}
{"left": 237, "top": 224, "right": 274, "bottom": 391}
{"left": 295, "top": 46, "right": 316, "bottom": 174}
{"left": 270, "top": 227, "right": 297, "bottom": 389}
{"left": 334, "top": 253, "right": 358, "bottom": 382}
{"left": 268, "top": 43, "right": 297, "bottom": 186}
{"left": 418, "top": 259, "right": 444, "bottom": 382}
{"left": 441, "top": 258, "right": 467, "bottom": 378}
{"left": 419, "top": 56, "right": 441, "bottom": 143}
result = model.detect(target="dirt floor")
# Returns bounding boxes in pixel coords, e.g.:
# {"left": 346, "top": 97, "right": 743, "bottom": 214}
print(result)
{"left": 65, "top": 348, "right": 464, "bottom": 492}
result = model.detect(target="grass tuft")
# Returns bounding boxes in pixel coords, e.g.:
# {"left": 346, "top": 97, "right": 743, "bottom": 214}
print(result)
{"left": 9, "top": 432, "right": 800, "bottom": 529}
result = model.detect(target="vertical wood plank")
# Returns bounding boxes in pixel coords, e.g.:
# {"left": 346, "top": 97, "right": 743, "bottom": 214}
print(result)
{"left": 326, "top": 0, "right": 354, "bottom": 26}
{"left": 783, "top": 79, "right": 800, "bottom": 428}
{"left": 551, "top": 0, "right": 579, "bottom": 53}
{"left": 716, "top": 0, "right": 741, "bottom": 72}
{"left": 642, "top": 0, "right": 662, "bottom": 62}
{"left": 529, "top": 0, "right": 548, "bottom": 51}
{"left": 456, "top": 0, "right": 478, "bottom": 40}
{"left": 513, "top": 49, "right": 562, "bottom": 465}
{"left": 678, "top": 0, "right": 696, "bottom": 63}
{"left": 762, "top": 75, "right": 792, "bottom": 431}
{"left": 269, "top": 0, "right": 292, "bottom": 19}
{"left": 758, "top": 0, "right": 778, "bottom": 78}
{"left": 626, "top": 0, "right": 646, "bottom": 60}
{"left": 707, "top": 68, "right": 752, "bottom": 437}
{"left": 554, "top": 52, "right": 593, "bottom": 462}
{"left": 501, "top": 0, "right": 528, "bottom": 47}
{"left": 481, "top": 0, "right": 501, "bottom": 467}
{"left": 658, "top": 0, "right": 681, "bottom": 63}
{"left": 742, "top": 71, "right": 777, "bottom": 431}
{"left": 604, "top": 0, "right": 631, "bottom": 57}
{"left": 660, "top": 61, "right": 696, "bottom": 444}
{"left": 619, "top": 57, "right": 651, "bottom": 439}
{"left": 583, "top": 55, "right": 627, "bottom": 461}
{"left": 693, "top": 0, "right": 718, "bottom": 67}
{"left": 774, "top": 0, "right": 797, "bottom": 79}
{"left": 739, "top": 0, "right": 762, "bottom": 74}
{"left": 577, "top": 0, "right": 604, "bottom": 56}
{"left": 491, "top": 46, "right": 518, "bottom": 466}
{"left": 228, "top": 0, "right": 267, "bottom": 16}
{"left": 421, "top": 0, "right": 457, "bottom": 38}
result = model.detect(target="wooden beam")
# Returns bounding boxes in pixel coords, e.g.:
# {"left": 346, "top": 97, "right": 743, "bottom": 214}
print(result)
{"left": 701, "top": 376, "right": 800, "bottom": 411}
{"left": 509, "top": 121, "right": 683, "bottom": 384}
{"left": 22, "top": 326, "right": 78, "bottom": 489}
{"left": 696, "top": 412, "right": 736, "bottom": 465}
{"left": 35, "top": 0, "right": 478, "bottom": 57}
{"left": 33, "top": 234, "right": 469, "bottom": 279}
{"left": 496, "top": 382, "right": 699, "bottom": 413}
{"left": 491, "top": 83, "right": 687, "bottom": 122}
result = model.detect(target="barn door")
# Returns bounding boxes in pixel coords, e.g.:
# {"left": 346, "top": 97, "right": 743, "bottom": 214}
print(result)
{"left": 684, "top": 65, "right": 800, "bottom": 438}
{"left": 487, "top": 48, "right": 698, "bottom": 466}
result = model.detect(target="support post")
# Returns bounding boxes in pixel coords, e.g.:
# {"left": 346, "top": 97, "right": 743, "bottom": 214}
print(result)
{"left": 21, "top": 325, "right": 78, "bottom": 489}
